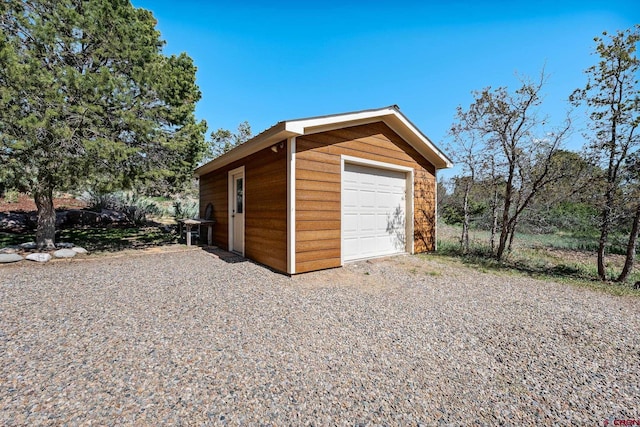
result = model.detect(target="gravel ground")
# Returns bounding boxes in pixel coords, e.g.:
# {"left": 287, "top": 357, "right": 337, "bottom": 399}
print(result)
{"left": 1, "top": 248, "right": 639, "bottom": 425}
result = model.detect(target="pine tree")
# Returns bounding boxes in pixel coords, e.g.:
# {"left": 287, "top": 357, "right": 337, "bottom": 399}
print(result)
{"left": 0, "top": 0, "right": 207, "bottom": 248}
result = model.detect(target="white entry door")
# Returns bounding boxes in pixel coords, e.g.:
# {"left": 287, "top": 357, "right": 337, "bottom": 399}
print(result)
{"left": 342, "top": 163, "right": 408, "bottom": 261}
{"left": 230, "top": 169, "right": 244, "bottom": 254}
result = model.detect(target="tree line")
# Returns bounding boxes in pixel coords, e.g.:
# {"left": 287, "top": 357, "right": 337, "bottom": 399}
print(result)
{"left": 441, "top": 26, "right": 640, "bottom": 282}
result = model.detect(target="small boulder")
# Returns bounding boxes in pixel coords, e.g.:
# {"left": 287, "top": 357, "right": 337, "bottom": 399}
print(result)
{"left": 25, "top": 253, "right": 52, "bottom": 263}
{"left": 19, "top": 241, "right": 37, "bottom": 250}
{"left": 0, "top": 253, "right": 23, "bottom": 263}
{"left": 56, "top": 242, "right": 74, "bottom": 249}
{"left": 53, "top": 249, "right": 76, "bottom": 258}
{"left": 0, "top": 246, "right": 20, "bottom": 254}
{"left": 71, "top": 246, "right": 88, "bottom": 254}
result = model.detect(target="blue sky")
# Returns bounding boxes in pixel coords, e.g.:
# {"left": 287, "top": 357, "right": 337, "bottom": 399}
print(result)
{"left": 131, "top": 1, "right": 637, "bottom": 178}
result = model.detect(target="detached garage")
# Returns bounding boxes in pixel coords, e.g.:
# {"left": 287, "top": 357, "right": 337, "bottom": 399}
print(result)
{"left": 195, "top": 106, "right": 452, "bottom": 274}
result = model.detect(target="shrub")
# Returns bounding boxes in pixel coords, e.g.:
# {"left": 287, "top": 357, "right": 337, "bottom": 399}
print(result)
{"left": 173, "top": 199, "right": 198, "bottom": 221}
{"left": 2, "top": 189, "right": 20, "bottom": 203}
{"left": 80, "top": 190, "right": 160, "bottom": 225}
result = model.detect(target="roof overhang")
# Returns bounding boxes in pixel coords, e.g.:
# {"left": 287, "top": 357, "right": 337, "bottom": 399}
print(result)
{"left": 194, "top": 105, "right": 453, "bottom": 177}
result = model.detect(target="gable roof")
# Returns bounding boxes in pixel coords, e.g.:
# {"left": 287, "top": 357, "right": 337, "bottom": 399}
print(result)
{"left": 194, "top": 105, "right": 453, "bottom": 176}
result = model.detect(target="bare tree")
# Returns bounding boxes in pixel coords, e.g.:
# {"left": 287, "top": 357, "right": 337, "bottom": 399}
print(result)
{"left": 571, "top": 26, "right": 640, "bottom": 281}
{"left": 447, "top": 116, "right": 484, "bottom": 252}
{"left": 450, "top": 70, "right": 572, "bottom": 260}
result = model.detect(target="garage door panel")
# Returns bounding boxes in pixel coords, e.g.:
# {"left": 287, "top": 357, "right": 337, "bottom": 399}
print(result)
{"left": 359, "top": 190, "right": 376, "bottom": 207}
{"left": 343, "top": 213, "right": 359, "bottom": 232}
{"left": 342, "top": 163, "right": 408, "bottom": 262}
{"left": 343, "top": 188, "right": 359, "bottom": 207}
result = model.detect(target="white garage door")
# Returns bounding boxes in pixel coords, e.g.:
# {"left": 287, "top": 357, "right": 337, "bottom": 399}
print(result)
{"left": 342, "top": 163, "right": 408, "bottom": 261}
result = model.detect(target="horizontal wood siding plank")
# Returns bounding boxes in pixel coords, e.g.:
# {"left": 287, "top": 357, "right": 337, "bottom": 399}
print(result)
{"left": 295, "top": 149, "right": 340, "bottom": 164}
{"left": 244, "top": 210, "right": 287, "bottom": 220}
{"left": 296, "top": 248, "right": 341, "bottom": 263}
{"left": 296, "top": 200, "right": 340, "bottom": 212}
{"left": 296, "top": 189, "right": 341, "bottom": 202}
{"left": 245, "top": 225, "right": 286, "bottom": 245}
{"left": 296, "top": 169, "right": 341, "bottom": 183}
{"left": 296, "top": 258, "right": 341, "bottom": 273}
{"left": 296, "top": 158, "right": 341, "bottom": 174}
{"left": 296, "top": 209, "right": 340, "bottom": 221}
{"left": 296, "top": 179, "right": 341, "bottom": 192}
{"left": 296, "top": 238, "right": 340, "bottom": 252}
{"left": 245, "top": 217, "right": 287, "bottom": 230}
{"left": 245, "top": 236, "right": 287, "bottom": 252}
{"left": 296, "top": 220, "right": 341, "bottom": 231}
{"left": 297, "top": 229, "right": 341, "bottom": 241}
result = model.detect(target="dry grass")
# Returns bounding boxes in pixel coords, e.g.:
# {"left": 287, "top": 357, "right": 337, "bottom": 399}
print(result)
{"left": 436, "top": 223, "right": 640, "bottom": 296}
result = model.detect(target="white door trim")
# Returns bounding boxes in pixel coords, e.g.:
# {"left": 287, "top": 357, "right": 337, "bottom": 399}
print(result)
{"left": 286, "top": 137, "right": 296, "bottom": 274}
{"left": 228, "top": 165, "right": 245, "bottom": 256}
{"left": 340, "top": 155, "right": 414, "bottom": 265}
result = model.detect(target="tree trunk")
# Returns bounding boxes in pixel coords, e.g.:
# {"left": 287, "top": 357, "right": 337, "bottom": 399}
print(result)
{"left": 490, "top": 185, "right": 498, "bottom": 252}
{"left": 597, "top": 190, "right": 615, "bottom": 281}
{"left": 496, "top": 163, "right": 515, "bottom": 261}
{"left": 617, "top": 202, "right": 640, "bottom": 282}
{"left": 34, "top": 185, "right": 56, "bottom": 250}
{"left": 507, "top": 219, "right": 518, "bottom": 253}
{"left": 597, "top": 221, "right": 609, "bottom": 281}
{"left": 461, "top": 181, "right": 471, "bottom": 253}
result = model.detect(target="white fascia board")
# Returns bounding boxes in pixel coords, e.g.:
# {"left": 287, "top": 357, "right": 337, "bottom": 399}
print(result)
{"left": 285, "top": 107, "right": 397, "bottom": 135}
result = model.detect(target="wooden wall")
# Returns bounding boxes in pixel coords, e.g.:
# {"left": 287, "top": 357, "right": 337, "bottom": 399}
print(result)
{"left": 295, "top": 121, "right": 436, "bottom": 273}
{"left": 199, "top": 142, "right": 288, "bottom": 273}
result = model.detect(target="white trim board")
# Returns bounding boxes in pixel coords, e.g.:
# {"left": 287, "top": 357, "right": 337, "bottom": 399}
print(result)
{"left": 287, "top": 137, "right": 296, "bottom": 274}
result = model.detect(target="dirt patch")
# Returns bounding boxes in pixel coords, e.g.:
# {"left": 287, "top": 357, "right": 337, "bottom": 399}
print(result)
{"left": 0, "top": 193, "right": 87, "bottom": 213}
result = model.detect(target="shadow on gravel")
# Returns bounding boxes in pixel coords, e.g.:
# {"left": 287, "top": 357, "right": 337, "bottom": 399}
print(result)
{"left": 200, "top": 246, "right": 292, "bottom": 277}
{"left": 202, "top": 247, "right": 249, "bottom": 264}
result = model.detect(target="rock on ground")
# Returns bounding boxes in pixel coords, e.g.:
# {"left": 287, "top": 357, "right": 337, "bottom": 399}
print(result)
{"left": 0, "top": 253, "right": 23, "bottom": 263}
{"left": 53, "top": 249, "right": 76, "bottom": 258}
{"left": 25, "top": 253, "right": 52, "bottom": 263}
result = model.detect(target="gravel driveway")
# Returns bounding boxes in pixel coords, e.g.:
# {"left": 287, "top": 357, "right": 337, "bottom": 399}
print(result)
{"left": 1, "top": 248, "right": 638, "bottom": 425}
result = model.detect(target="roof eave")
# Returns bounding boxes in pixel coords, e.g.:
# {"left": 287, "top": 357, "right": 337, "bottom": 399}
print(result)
{"left": 194, "top": 122, "right": 295, "bottom": 177}
{"left": 194, "top": 106, "right": 453, "bottom": 177}
{"left": 381, "top": 113, "right": 453, "bottom": 169}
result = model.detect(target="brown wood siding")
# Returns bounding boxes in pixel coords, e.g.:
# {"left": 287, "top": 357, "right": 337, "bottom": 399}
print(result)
{"left": 295, "top": 121, "right": 436, "bottom": 273}
{"left": 199, "top": 142, "right": 288, "bottom": 273}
